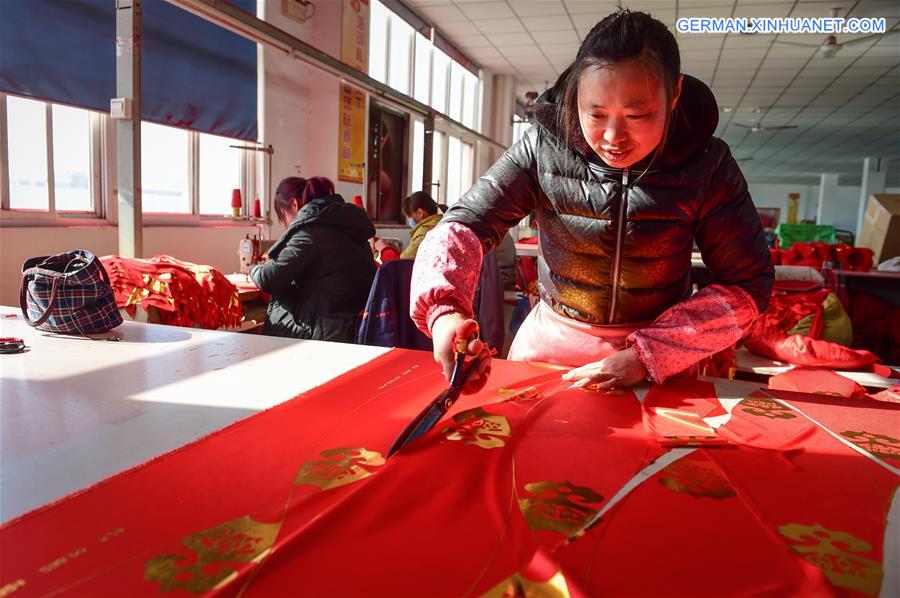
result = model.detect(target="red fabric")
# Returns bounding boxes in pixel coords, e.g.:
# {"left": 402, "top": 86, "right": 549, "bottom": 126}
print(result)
{"left": 3, "top": 353, "right": 897, "bottom": 597}
{"left": 557, "top": 384, "right": 900, "bottom": 597}
{"left": 768, "top": 367, "right": 869, "bottom": 399}
{"left": 101, "top": 255, "right": 242, "bottom": 329}
{"left": 772, "top": 243, "right": 875, "bottom": 272}
{"left": 745, "top": 290, "right": 879, "bottom": 369}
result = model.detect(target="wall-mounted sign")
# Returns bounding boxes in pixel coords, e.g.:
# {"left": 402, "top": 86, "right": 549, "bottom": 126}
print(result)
{"left": 338, "top": 84, "right": 366, "bottom": 183}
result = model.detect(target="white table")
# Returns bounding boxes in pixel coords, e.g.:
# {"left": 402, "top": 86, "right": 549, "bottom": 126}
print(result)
{"left": 0, "top": 307, "right": 389, "bottom": 522}
{"left": 735, "top": 347, "right": 896, "bottom": 389}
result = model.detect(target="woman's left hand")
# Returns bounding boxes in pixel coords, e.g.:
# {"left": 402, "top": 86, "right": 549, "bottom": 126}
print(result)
{"left": 561, "top": 348, "right": 649, "bottom": 390}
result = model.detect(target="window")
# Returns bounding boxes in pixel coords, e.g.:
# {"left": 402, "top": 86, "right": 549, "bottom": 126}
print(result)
{"left": 413, "top": 35, "right": 431, "bottom": 104}
{"left": 431, "top": 49, "right": 450, "bottom": 114}
{"left": 431, "top": 130, "right": 444, "bottom": 203}
{"left": 1, "top": 93, "right": 253, "bottom": 221}
{"left": 368, "top": 0, "right": 389, "bottom": 84}
{"left": 462, "top": 70, "right": 479, "bottom": 130}
{"left": 198, "top": 132, "right": 241, "bottom": 216}
{"left": 52, "top": 104, "right": 92, "bottom": 212}
{"left": 448, "top": 62, "right": 465, "bottom": 122}
{"left": 141, "top": 122, "right": 190, "bottom": 214}
{"left": 446, "top": 135, "right": 461, "bottom": 206}
{"left": 387, "top": 14, "right": 413, "bottom": 94}
{"left": 410, "top": 119, "right": 424, "bottom": 194}
{"left": 7, "top": 95, "right": 49, "bottom": 210}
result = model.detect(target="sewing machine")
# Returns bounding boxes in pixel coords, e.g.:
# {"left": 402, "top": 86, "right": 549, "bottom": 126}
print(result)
{"left": 238, "top": 235, "right": 275, "bottom": 274}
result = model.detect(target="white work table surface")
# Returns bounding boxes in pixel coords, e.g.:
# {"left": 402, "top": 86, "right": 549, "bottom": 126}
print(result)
{"left": 735, "top": 347, "right": 896, "bottom": 389}
{"left": 0, "top": 308, "right": 389, "bottom": 522}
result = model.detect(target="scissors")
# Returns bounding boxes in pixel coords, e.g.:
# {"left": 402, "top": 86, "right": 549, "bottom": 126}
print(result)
{"left": 0, "top": 337, "right": 26, "bottom": 354}
{"left": 386, "top": 321, "right": 481, "bottom": 458}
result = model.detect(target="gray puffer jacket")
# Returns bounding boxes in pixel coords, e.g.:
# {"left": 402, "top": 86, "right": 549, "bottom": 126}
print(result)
{"left": 442, "top": 75, "right": 773, "bottom": 325}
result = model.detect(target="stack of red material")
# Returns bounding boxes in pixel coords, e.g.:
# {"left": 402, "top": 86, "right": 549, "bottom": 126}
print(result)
{"left": 744, "top": 289, "right": 878, "bottom": 369}
{"left": 101, "top": 255, "right": 242, "bottom": 330}
{"left": 1, "top": 351, "right": 897, "bottom": 596}
{"left": 771, "top": 242, "right": 875, "bottom": 272}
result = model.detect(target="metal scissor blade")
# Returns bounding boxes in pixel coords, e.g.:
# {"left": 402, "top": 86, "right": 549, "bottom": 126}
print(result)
{"left": 386, "top": 388, "right": 458, "bottom": 458}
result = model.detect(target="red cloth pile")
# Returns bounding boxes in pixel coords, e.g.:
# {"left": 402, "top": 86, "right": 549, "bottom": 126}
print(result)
{"left": 770, "top": 242, "right": 874, "bottom": 272}
{"left": 101, "top": 255, "right": 242, "bottom": 329}
{"left": 744, "top": 289, "right": 878, "bottom": 369}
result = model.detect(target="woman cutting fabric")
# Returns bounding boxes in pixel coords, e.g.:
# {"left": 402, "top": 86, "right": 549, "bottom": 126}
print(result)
{"left": 411, "top": 10, "right": 773, "bottom": 391}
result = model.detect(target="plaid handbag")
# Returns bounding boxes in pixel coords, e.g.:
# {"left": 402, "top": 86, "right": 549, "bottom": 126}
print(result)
{"left": 19, "top": 249, "right": 123, "bottom": 334}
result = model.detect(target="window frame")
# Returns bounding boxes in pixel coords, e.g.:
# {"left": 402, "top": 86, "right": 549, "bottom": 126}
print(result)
{"left": 0, "top": 92, "right": 256, "bottom": 227}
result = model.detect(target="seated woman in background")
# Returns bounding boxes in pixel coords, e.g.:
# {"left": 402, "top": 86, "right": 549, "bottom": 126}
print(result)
{"left": 400, "top": 192, "right": 447, "bottom": 260}
{"left": 251, "top": 176, "right": 376, "bottom": 341}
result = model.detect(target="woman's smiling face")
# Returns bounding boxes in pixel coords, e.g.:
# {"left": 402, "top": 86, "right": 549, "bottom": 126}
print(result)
{"left": 577, "top": 59, "right": 679, "bottom": 169}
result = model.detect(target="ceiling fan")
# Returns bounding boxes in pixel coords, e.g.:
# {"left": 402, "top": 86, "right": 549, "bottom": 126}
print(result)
{"left": 773, "top": 8, "right": 900, "bottom": 58}
{"left": 734, "top": 122, "right": 799, "bottom": 132}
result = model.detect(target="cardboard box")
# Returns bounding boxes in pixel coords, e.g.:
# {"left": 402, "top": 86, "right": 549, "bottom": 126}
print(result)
{"left": 857, "top": 194, "right": 900, "bottom": 263}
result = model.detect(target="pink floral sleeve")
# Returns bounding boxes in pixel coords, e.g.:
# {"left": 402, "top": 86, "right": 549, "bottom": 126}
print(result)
{"left": 410, "top": 222, "right": 484, "bottom": 336}
{"left": 627, "top": 284, "right": 759, "bottom": 383}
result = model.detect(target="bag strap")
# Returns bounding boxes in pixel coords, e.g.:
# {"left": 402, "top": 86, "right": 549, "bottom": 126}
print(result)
{"left": 20, "top": 273, "right": 61, "bottom": 328}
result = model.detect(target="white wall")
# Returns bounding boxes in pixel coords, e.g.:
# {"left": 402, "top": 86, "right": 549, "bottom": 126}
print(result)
{"left": 747, "top": 182, "right": 900, "bottom": 235}
{"left": 260, "top": 0, "right": 365, "bottom": 239}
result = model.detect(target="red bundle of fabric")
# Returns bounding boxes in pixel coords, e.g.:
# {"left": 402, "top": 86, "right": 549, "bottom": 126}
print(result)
{"left": 831, "top": 243, "right": 874, "bottom": 272}
{"left": 770, "top": 242, "right": 875, "bottom": 272}
{"left": 744, "top": 290, "right": 879, "bottom": 369}
{"left": 101, "top": 255, "right": 242, "bottom": 330}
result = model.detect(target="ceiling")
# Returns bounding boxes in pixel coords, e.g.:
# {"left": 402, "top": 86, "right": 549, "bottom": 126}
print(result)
{"left": 404, "top": 0, "right": 900, "bottom": 186}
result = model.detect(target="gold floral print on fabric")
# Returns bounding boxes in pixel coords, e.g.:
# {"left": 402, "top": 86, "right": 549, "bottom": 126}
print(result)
{"left": 658, "top": 458, "right": 737, "bottom": 500}
{"left": 144, "top": 516, "right": 280, "bottom": 593}
{"left": 840, "top": 431, "right": 900, "bottom": 461}
{"left": 293, "top": 447, "right": 385, "bottom": 490}
{"left": 442, "top": 407, "right": 511, "bottom": 449}
{"left": 497, "top": 386, "right": 540, "bottom": 402}
{"left": 739, "top": 392, "right": 796, "bottom": 419}
{"left": 518, "top": 481, "right": 604, "bottom": 535}
{"left": 778, "top": 522, "right": 882, "bottom": 595}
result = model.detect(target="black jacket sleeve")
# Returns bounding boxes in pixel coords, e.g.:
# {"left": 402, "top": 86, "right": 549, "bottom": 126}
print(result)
{"left": 441, "top": 126, "right": 541, "bottom": 251}
{"left": 694, "top": 145, "right": 774, "bottom": 312}
{"left": 250, "top": 228, "right": 317, "bottom": 294}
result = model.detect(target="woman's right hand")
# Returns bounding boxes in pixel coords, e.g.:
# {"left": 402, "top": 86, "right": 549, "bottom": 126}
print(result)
{"left": 431, "top": 312, "right": 492, "bottom": 394}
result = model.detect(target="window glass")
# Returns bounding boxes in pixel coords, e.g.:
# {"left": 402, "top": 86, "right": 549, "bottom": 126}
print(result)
{"left": 199, "top": 133, "right": 242, "bottom": 215}
{"left": 368, "top": 0, "right": 389, "bottom": 84}
{"left": 431, "top": 130, "right": 443, "bottom": 203}
{"left": 411, "top": 119, "right": 424, "bottom": 193}
{"left": 446, "top": 135, "right": 461, "bottom": 206}
{"left": 413, "top": 35, "right": 431, "bottom": 104}
{"left": 431, "top": 49, "right": 449, "bottom": 113}
{"left": 7, "top": 96, "right": 49, "bottom": 210}
{"left": 387, "top": 14, "right": 412, "bottom": 94}
{"left": 448, "top": 62, "right": 465, "bottom": 122}
{"left": 52, "top": 104, "right": 92, "bottom": 212}
{"left": 141, "top": 122, "right": 190, "bottom": 213}
{"left": 462, "top": 71, "right": 479, "bottom": 130}
{"left": 460, "top": 140, "right": 474, "bottom": 198}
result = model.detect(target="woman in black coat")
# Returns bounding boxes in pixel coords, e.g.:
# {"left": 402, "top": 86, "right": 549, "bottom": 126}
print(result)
{"left": 251, "top": 177, "right": 376, "bottom": 341}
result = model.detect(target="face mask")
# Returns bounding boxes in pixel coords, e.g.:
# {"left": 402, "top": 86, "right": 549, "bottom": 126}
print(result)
{"left": 407, "top": 217, "right": 417, "bottom": 228}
